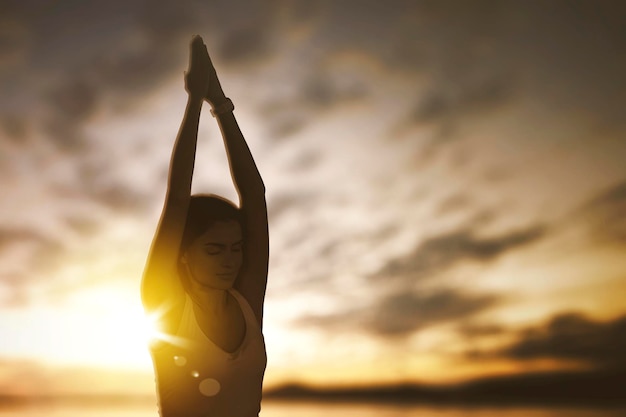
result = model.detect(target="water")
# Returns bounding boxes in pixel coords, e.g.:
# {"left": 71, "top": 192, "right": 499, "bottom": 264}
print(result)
{"left": 0, "top": 401, "right": 626, "bottom": 417}
{"left": 0, "top": 401, "right": 624, "bottom": 417}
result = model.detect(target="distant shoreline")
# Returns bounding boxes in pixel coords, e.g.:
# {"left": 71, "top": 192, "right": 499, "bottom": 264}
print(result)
{"left": 1, "top": 369, "right": 625, "bottom": 408}
{"left": 264, "top": 368, "right": 626, "bottom": 407}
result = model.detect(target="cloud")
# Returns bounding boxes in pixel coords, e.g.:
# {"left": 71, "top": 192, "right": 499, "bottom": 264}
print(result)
{"left": 470, "top": 311, "right": 626, "bottom": 369}
{"left": 1, "top": 0, "right": 624, "bottom": 314}
{"left": 409, "top": 77, "right": 513, "bottom": 130}
{"left": 456, "top": 322, "right": 505, "bottom": 338}
{"left": 256, "top": 56, "right": 373, "bottom": 141}
{"left": 436, "top": 193, "right": 473, "bottom": 216}
{"left": 297, "top": 287, "right": 499, "bottom": 337}
{"left": 369, "top": 225, "right": 545, "bottom": 284}
{"left": 393, "top": 0, "right": 625, "bottom": 141}
{"left": 0, "top": 0, "right": 283, "bottom": 146}
{"left": 268, "top": 190, "right": 319, "bottom": 222}
{"left": 577, "top": 180, "right": 626, "bottom": 245}
{"left": 2, "top": 0, "right": 624, "bottom": 147}
{"left": 0, "top": 227, "right": 68, "bottom": 305}
{"left": 215, "top": 21, "right": 274, "bottom": 65}
{"left": 0, "top": 227, "right": 65, "bottom": 270}
{"left": 0, "top": 0, "right": 292, "bottom": 305}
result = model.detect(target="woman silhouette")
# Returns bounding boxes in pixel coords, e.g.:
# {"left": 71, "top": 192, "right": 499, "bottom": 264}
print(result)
{"left": 141, "top": 35, "right": 268, "bottom": 417}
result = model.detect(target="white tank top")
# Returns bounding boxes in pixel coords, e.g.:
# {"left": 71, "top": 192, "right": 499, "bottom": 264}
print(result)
{"left": 150, "top": 289, "right": 267, "bottom": 417}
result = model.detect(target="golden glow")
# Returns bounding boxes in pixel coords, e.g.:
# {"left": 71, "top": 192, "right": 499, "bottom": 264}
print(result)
{"left": 143, "top": 299, "right": 193, "bottom": 349}
{"left": 0, "top": 287, "right": 157, "bottom": 369}
{"left": 2, "top": 37, "right": 625, "bottom": 398}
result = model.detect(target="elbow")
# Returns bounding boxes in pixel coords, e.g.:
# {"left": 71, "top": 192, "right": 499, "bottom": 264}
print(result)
{"left": 249, "top": 177, "right": 266, "bottom": 195}
{"left": 256, "top": 180, "right": 267, "bottom": 196}
{"left": 241, "top": 181, "right": 266, "bottom": 203}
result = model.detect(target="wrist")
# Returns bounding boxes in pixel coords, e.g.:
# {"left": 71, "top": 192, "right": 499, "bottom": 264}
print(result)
{"left": 207, "top": 92, "right": 227, "bottom": 107}
{"left": 210, "top": 97, "right": 234, "bottom": 117}
{"left": 206, "top": 78, "right": 227, "bottom": 107}
{"left": 187, "top": 91, "right": 205, "bottom": 104}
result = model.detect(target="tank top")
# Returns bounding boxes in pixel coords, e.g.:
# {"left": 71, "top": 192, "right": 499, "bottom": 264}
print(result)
{"left": 150, "top": 289, "right": 267, "bottom": 417}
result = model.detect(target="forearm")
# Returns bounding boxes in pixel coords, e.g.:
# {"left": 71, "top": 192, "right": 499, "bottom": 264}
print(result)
{"left": 215, "top": 109, "right": 265, "bottom": 197}
{"left": 167, "top": 94, "right": 204, "bottom": 200}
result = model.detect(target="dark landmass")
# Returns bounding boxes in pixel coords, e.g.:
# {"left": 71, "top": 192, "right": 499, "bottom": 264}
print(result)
{"left": 263, "top": 368, "right": 626, "bottom": 407}
{"left": 1, "top": 369, "right": 625, "bottom": 409}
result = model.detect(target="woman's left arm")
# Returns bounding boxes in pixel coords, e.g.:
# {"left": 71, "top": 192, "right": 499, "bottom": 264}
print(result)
{"left": 206, "top": 61, "right": 268, "bottom": 328}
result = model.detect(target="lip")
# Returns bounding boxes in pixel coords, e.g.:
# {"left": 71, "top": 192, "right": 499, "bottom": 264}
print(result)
{"left": 216, "top": 273, "right": 234, "bottom": 277}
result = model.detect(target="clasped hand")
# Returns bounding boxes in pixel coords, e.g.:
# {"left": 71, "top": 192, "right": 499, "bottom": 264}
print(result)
{"left": 184, "top": 35, "right": 225, "bottom": 106}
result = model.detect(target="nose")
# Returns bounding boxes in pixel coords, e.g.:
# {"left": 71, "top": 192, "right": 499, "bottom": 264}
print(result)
{"left": 221, "top": 251, "right": 237, "bottom": 268}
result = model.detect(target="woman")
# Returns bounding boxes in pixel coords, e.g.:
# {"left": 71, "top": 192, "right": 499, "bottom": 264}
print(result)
{"left": 141, "top": 35, "right": 269, "bottom": 417}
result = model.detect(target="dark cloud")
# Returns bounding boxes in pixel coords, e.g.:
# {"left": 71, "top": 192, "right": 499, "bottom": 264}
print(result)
{"left": 390, "top": 0, "right": 626, "bottom": 143}
{"left": 216, "top": 24, "right": 274, "bottom": 65}
{"left": 259, "top": 64, "right": 370, "bottom": 140}
{"left": 436, "top": 193, "right": 472, "bottom": 216}
{"left": 267, "top": 191, "right": 317, "bottom": 222}
{"left": 286, "top": 148, "right": 322, "bottom": 172}
{"left": 370, "top": 225, "right": 545, "bottom": 284}
{"left": 578, "top": 180, "right": 626, "bottom": 245}
{"left": 469, "top": 311, "right": 626, "bottom": 369}
{"left": 297, "top": 288, "right": 499, "bottom": 337}
{"left": 0, "top": 115, "right": 28, "bottom": 142}
{"left": 0, "top": 227, "right": 63, "bottom": 256}
{"left": 300, "top": 70, "right": 368, "bottom": 108}
{"left": 456, "top": 322, "right": 505, "bottom": 338}
{"left": 411, "top": 77, "right": 513, "bottom": 126}
{"left": 517, "top": 1, "right": 626, "bottom": 129}
{"left": 87, "top": 184, "right": 152, "bottom": 213}
{"left": 3, "top": 0, "right": 622, "bottom": 152}
{"left": 62, "top": 214, "right": 100, "bottom": 237}
{"left": 0, "top": 0, "right": 282, "bottom": 150}
{"left": 0, "top": 0, "right": 288, "bottom": 301}
{"left": 266, "top": 115, "right": 307, "bottom": 139}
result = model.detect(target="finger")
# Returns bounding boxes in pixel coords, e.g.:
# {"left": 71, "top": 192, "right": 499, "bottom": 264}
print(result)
{"left": 190, "top": 37, "right": 208, "bottom": 66}
{"left": 189, "top": 41, "right": 197, "bottom": 67}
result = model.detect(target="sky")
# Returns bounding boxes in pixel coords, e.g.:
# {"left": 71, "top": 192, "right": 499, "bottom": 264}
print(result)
{"left": 1, "top": 0, "right": 625, "bottom": 397}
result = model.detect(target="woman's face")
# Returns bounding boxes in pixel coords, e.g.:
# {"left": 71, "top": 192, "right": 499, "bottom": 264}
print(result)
{"left": 182, "top": 220, "right": 243, "bottom": 290}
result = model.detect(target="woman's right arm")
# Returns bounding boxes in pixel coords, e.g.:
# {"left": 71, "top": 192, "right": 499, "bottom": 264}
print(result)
{"left": 141, "top": 36, "right": 210, "bottom": 314}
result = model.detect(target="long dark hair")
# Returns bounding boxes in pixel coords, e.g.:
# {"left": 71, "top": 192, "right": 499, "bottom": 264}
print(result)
{"left": 178, "top": 194, "right": 242, "bottom": 291}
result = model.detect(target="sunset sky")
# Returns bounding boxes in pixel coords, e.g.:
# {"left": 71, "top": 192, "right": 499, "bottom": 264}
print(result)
{"left": 1, "top": 0, "right": 625, "bottom": 397}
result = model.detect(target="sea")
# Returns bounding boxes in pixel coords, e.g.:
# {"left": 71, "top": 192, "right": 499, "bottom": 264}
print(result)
{"left": 1, "top": 400, "right": 624, "bottom": 417}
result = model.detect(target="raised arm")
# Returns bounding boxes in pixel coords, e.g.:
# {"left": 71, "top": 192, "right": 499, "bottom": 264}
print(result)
{"left": 141, "top": 36, "right": 210, "bottom": 318}
{"left": 205, "top": 58, "right": 269, "bottom": 327}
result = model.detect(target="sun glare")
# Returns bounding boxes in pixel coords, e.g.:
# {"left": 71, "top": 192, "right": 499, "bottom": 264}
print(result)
{"left": 92, "top": 295, "right": 194, "bottom": 368}
{"left": 0, "top": 283, "right": 207, "bottom": 373}
{"left": 141, "top": 300, "right": 192, "bottom": 349}
{"left": 12, "top": 287, "right": 179, "bottom": 369}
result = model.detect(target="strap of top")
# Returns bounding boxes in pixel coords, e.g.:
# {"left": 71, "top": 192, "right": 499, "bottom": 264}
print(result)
{"left": 228, "top": 289, "right": 261, "bottom": 332}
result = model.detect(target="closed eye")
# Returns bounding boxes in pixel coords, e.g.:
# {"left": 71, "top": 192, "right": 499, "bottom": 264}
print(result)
{"left": 204, "top": 244, "right": 223, "bottom": 255}
{"left": 230, "top": 241, "right": 243, "bottom": 252}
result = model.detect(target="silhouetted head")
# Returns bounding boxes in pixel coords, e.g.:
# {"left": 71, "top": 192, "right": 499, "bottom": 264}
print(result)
{"left": 179, "top": 194, "right": 243, "bottom": 292}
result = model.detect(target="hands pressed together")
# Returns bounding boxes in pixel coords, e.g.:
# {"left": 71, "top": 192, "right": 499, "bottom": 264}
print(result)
{"left": 184, "top": 35, "right": 227, "bottom": 107}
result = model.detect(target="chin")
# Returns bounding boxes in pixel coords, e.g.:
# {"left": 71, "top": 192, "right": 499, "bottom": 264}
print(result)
{"left": 199, "top": 279, "right": 235, "bottom": 291}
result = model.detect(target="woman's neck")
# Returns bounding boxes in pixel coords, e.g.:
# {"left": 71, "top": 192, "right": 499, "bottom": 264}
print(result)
{"left": 189, "top": 284, "right": 231, "bottom": 313}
